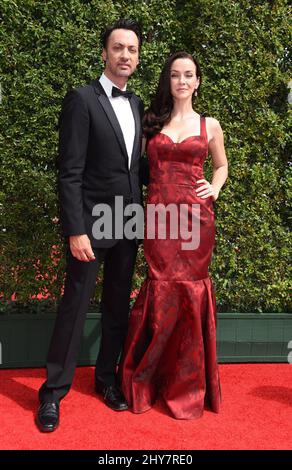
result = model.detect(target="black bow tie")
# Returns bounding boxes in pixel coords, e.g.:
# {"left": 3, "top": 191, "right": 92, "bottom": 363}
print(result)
{"left": 112, "top": 86, "right": 133, "bottom": 99}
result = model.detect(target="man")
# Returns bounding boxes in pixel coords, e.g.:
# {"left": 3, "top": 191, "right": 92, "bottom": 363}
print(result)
{"left": 37, "top": 19, "right": 144, "bottom": 432}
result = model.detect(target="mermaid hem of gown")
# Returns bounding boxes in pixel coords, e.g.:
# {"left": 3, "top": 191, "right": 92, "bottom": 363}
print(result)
{"left": 120, "top": 276, "right": 221, "bottom": 420}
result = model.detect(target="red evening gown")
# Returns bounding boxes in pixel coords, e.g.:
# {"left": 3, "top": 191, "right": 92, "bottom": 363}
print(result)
{"left": 119, "top": 116, "right": 221, "bottom": 419}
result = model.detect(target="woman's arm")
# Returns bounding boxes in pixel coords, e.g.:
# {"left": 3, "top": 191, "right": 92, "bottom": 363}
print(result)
{"left": 196, "top": 117, "right": 228, "bottom": 201}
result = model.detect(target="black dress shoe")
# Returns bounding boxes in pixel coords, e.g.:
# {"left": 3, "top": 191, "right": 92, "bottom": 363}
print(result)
{"left": 36, "top": 401, "right": 59, "bottom": 432}
{"left": 95, "top": 381, "right": 128, "bottom": 411}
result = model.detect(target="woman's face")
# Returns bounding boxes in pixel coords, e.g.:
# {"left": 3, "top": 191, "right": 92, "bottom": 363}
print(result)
{"left": 170, "top": 58, "right": 200, "bottom": 101}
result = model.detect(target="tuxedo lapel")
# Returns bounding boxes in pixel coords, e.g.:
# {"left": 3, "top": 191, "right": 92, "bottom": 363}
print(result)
{"left": 91, "top": 80, "right": 129, "bottom": 162}
{"left": 129, "top": 97, "right": 141, "bottom": 169}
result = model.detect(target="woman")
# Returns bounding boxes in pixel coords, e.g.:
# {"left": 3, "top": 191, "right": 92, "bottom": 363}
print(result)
{"left": 119, "top": 51, "right": 228, "bottom": 419}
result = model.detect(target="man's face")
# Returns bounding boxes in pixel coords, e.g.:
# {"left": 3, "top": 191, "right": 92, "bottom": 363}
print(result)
{"left": 102, "top": 28, "right": 139, "bottom": 80}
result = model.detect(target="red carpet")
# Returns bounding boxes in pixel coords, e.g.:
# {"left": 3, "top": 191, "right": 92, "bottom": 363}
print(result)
{"left": 0, "top": 364, "right": 291, "bottom": 450}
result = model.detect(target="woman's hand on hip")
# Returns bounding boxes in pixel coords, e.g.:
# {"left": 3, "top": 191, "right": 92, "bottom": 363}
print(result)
{"left": 195, "top": 179, "right": 219, "bottom": 201}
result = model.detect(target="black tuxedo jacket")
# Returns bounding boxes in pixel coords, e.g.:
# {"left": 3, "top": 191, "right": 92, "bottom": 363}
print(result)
{"left": 57, "top": 79, "right": 144, "bottom": 248}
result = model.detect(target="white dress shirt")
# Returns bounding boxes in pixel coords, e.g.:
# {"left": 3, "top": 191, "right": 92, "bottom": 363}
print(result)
{"left": 99, "top": 73, "right": 135, "bottom": 169}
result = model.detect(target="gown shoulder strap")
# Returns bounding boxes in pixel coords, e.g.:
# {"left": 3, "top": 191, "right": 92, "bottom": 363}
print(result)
{"left": 200, "top": 115, "right": 207, "bottom": 140}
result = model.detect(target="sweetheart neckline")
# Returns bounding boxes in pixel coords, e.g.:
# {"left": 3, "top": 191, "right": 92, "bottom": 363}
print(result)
{"left": 158, "top": 133, "right": 202, "bottom": 144}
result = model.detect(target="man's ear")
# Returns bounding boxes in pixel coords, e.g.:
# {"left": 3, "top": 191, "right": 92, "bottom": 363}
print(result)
{"left": 102, "top": 48, "right": 107, "bottom": 62}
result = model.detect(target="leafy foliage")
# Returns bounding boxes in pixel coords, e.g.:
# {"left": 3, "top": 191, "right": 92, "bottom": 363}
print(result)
{"left": 0, "top": 0, "right": 291, "bottom": 312}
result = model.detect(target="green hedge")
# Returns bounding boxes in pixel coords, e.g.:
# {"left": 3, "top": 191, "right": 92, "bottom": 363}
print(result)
{"left": 0, "top": 0, "right": 291, "bottom": 312}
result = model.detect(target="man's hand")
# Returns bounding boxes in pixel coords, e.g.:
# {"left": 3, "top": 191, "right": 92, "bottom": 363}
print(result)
{"left": 69, "top": 234, "right": 96, "bottom": 262}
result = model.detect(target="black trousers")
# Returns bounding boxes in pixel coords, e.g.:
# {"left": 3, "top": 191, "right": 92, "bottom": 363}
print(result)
{"left": 39, "top": 238, "right": 137, "bottom": 403}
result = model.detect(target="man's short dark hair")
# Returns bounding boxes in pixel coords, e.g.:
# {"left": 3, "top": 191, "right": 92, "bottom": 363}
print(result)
{"left": 101, "top": 18, "right": 142, "bottom": 50}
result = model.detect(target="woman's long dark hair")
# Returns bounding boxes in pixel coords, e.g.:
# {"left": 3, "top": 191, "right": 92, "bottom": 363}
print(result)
{"left": 143, "top": 51, "right": 202, "bottom": 139}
